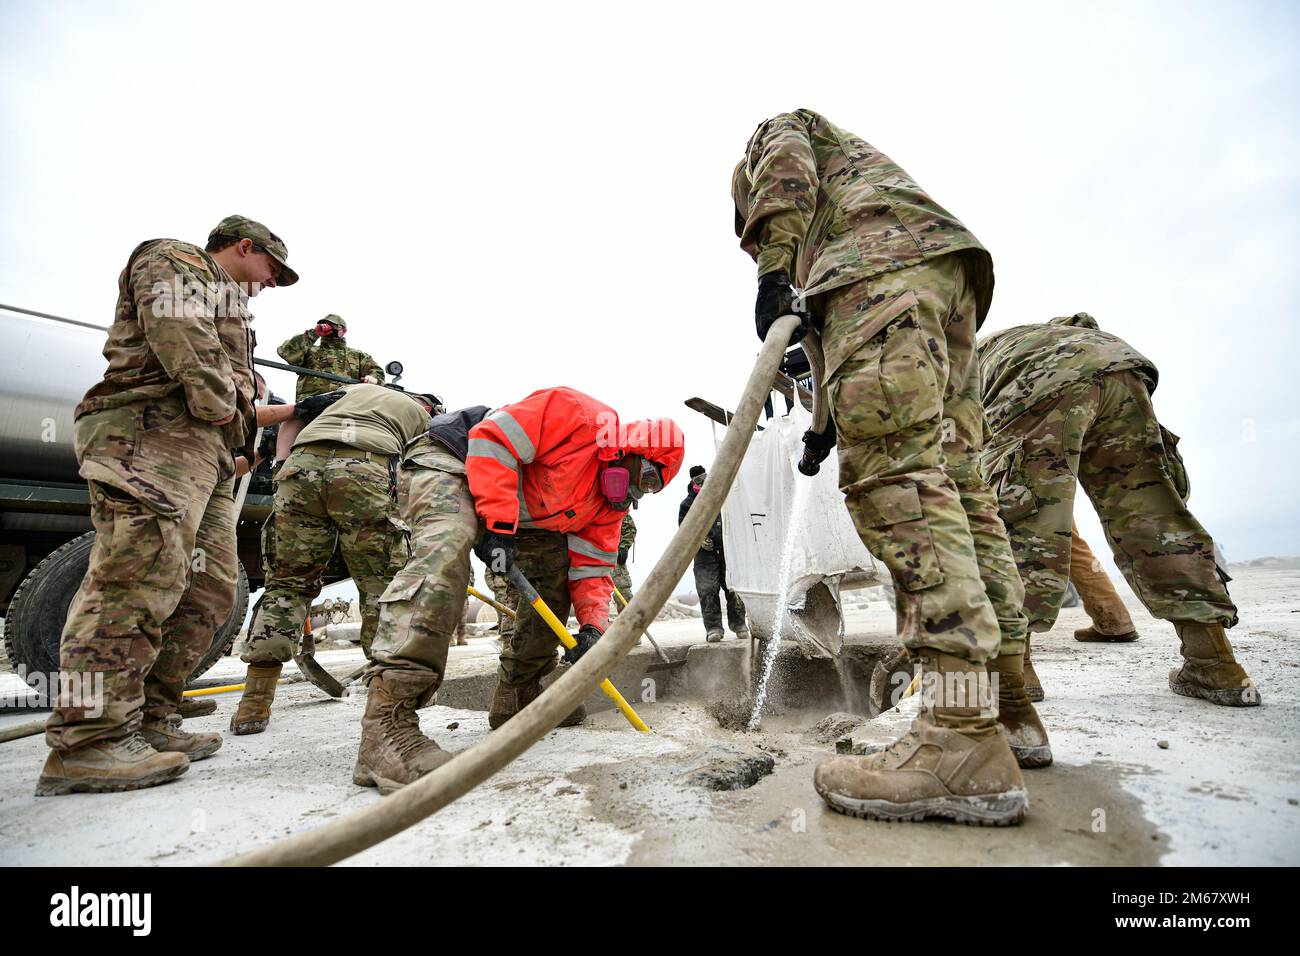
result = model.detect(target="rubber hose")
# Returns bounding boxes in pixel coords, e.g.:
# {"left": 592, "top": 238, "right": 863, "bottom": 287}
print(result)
{"left": 0, "top": 719, "right": 46, "bottom": 744}
{"left": 801, "top": 329, "right": 828, "bottom": 434}
{"left": 219, "top": 315, "right": 804, "bottom": 867}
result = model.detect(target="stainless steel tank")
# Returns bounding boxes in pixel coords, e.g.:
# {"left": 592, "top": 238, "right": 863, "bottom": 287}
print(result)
{"left": 0, "top": 311, "right": 107, "bottom": 482}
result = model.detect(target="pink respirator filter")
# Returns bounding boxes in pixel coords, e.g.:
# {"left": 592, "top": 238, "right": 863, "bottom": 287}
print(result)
{"left": 601, "top": 466, "right": 631, "bottom": 503}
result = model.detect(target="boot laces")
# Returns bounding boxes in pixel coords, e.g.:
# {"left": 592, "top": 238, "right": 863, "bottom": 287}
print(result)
{"left": 383, "top": 699, "right": 430, "bottom": 758}
{"left": 116, "top": 734, "right": 157, "bottom": 757}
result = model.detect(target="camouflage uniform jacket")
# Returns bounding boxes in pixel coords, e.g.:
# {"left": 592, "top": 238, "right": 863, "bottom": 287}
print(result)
{"left": 734, "top": 109, "right": 994, "bottom": 323}
{"left": 75, "top": 238, "right": 256, "bottom": 506}
{"left": 278, "top": 330, "right": 384, "bottom": 401}
{"left": 978, "top": 314, "right": 1160, "bottom": 433}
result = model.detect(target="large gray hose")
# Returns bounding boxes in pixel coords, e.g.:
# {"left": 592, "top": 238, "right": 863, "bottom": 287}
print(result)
{"left": 218, "top": 315, "right": 805, "bottom": 867}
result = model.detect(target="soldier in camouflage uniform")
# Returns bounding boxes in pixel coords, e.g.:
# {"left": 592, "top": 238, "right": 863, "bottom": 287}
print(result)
{"left": 733, "top": 110, "right": 1041, "bottom": 826}
{"left": 353, "top": 408, "right": 486, "bottom": 792}
{"left": 38, "top": 216, "right": 298, "bottom": 797}
{"left": 230, "top": 383, "right": 436, "bottom": 736}
{"left": 277, "top": 314, "right": 384, "bottom": 401}
{"left": 611, "top": 513, "right": 636, "bottom": 603}
{"left": 978, "top": 314, "right": 1257, "bottom": 707}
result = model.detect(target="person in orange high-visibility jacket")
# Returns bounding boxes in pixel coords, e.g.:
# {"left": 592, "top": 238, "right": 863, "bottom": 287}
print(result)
{"left": 467, "top": 386, "right": 684, "bottom": 729}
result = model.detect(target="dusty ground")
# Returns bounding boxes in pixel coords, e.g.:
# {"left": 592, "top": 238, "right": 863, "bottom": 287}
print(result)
{"left": 0, "top": 568, "right": 1296, "bottom": 866}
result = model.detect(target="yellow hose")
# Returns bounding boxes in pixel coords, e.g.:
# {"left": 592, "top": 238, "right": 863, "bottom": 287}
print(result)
{"left": 184, "top": 680, "right": 285, "bottom": 697}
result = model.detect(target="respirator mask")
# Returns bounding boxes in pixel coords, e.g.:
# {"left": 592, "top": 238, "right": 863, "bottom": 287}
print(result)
{"left": 602, "top": 456, "right": 663, "bottom": 511}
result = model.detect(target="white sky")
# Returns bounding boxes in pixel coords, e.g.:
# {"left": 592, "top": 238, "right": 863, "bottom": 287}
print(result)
{"left": 2, "top": 0, "right": 1298, "bottom": 603}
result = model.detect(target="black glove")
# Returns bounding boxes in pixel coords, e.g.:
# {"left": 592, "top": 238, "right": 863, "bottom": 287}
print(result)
{"left": 755, "top": 271, "right": 809, "bottom": 344}
{"left": 293, "top": 390, "right": 346, "bottom": 421}
{"left": 474, "top": 531, "right": 517, "bottom": 575}
{"left": 256, "top": 428, "right": 276, "bottom": 465}
{"left": 799, "top": 415, "right": 838, "bottom": 477}
{"left": 563, "top": 624, "right": 602, "bottom": 665}
{"left": 617, "top": 547, "right": 629, "bottom": 565}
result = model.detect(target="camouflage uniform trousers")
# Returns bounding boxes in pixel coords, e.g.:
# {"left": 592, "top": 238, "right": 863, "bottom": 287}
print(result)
{"left": 483, "top": 565, "right": 519, "bottom": 642}
{"left": 693, "top": 550, "right": 746, "bottom": 633}
{"left": 986, "top": 370, "right": 1236, "bottom": 632}
{"left": 47, "top": 425, "right": 238, "bottom": 750}
{"left": 242, "top": 446, "right": 408, "bottom": 663}
{"left": 611, "top": 563, "right": 634, "bottom": 606}
{"left": 499, "top": 530, "right": 589, "bottom": 685}
{"left": 367, "top": 447, "right": 479, "bottom": 699}
{"left": 824, "top": 254, "right": 1027, "bottom": 662}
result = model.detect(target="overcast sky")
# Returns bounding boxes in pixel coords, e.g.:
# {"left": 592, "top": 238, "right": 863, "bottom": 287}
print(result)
{"left": 2, "top": 0, "right": 1297, "bottom": 607}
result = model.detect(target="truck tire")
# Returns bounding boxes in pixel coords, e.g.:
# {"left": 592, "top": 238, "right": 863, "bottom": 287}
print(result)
{"left": 3, "top": 531, "right": 249, "bottom": 700}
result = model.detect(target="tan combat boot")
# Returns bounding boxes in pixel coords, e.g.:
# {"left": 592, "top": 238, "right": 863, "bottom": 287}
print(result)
{"left": 488, "top": 658, "right": 585, "bottom": 730}
{"left": 177, "top": 696, "right": 218, "bottom": 718}
{"left": 141, "top": 713, "right": 223, "bottom": 760}
{"left": 1169, "top": 622, "right": 1261, "bottom": 707}
{"left": 230, "top": 663, "right": 282, "bottom": 735}
{"left": 813, "top": 652, "right": 1028, "bottom": 826}
{"left": 35, "top": 734, "right": 189, "bottom": 797}
{"left": 353, "top": 670, "right": 453, "bottom": 794}
{"left": 987, "top": 652, "right": 1053, "bottom": 768}
{"left": 1023, "top": 635, "right": 1044, "bottom": 702}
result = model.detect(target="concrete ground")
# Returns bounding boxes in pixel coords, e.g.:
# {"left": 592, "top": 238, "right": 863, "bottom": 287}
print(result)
{"left": 0, "top": 567, "right": 1297, "bottom": 866}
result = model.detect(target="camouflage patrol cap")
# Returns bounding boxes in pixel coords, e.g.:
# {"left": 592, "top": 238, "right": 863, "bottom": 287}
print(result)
{"left": 208, "top": 215, "right": 299, "bottom": 286}
{"left": 321, "top": 314, "right": 348, "bottom": 331}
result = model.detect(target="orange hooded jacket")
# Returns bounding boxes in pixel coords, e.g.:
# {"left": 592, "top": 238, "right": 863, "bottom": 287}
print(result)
{"left": 466, "top": 387, "right": 684, "bottom": 631}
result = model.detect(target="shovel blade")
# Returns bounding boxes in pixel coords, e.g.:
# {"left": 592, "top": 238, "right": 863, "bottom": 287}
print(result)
{"left": 295, "top": 652, "right": 346, "bottom": 698}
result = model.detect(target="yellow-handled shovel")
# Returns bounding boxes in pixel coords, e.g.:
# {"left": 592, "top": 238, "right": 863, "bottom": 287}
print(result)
{"left": 505, "top": 566, "right": 650, "bottom": 733}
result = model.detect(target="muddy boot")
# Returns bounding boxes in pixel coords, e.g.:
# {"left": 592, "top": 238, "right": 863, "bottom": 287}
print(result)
{"left": 813, "top": 652, "right": 1028, "bottom": 826}
{"left": 1023, "top": 636, "right": 1044, "bottom": 702}
{"left": 987, "top": 652, "right": 1052, "bottom": 768}
{"left": 35, "top": 734, "right": 189, "bottom": 797}
{"left": 733, "top": 627, "right": 751, "bottom": 641}
{"left": 705, "top": 627, "right": 724, "bottom": 644}
{"left": 1169, "top": 621, "right": 1261, "bottom": 707}
{"left": 230, "top": 663, "right": 282, "bottom": 735}
{"left": 489, "top": 659, "right": 585, "bottom": 730}
{"left": 177, "top": 696, "right": 217, "bottom": 718}
{"left": 1074, "top": 626, "right": 1138, "bottom": 643}
{"left": 353, "top": 670, "right": 453, "bottom": 794}
{"left": 141, "top": 713, "right": 223, "bottom": 761}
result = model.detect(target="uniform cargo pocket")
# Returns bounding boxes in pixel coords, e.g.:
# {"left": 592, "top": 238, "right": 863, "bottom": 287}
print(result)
{"left": 827, "top": 297, "right": 941, "bottom": 444}
{"left": 379, "top": 573, "right": 424, "bottom": 604}
{"left": 93, "top": 489, "right": 185, "bottom": 590}
{"left": 1159, "top": 425, "right": 1190, "bottom": 502}
{"left": 132, "top": 411, "right": 219, "bottom": 518}
{"left": 859, "top": 483, "right": 944, "bottom": 592}
{"left": 61, "top": 636, "right": 138, "bottom": 672}
{"left": 982, "top": 437, "right": 1038, "bottom": 524}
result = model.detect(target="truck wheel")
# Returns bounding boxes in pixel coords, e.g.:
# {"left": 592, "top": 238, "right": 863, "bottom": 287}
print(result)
{"left": 3, "top": 531, "right": 249, "bottom": 699}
